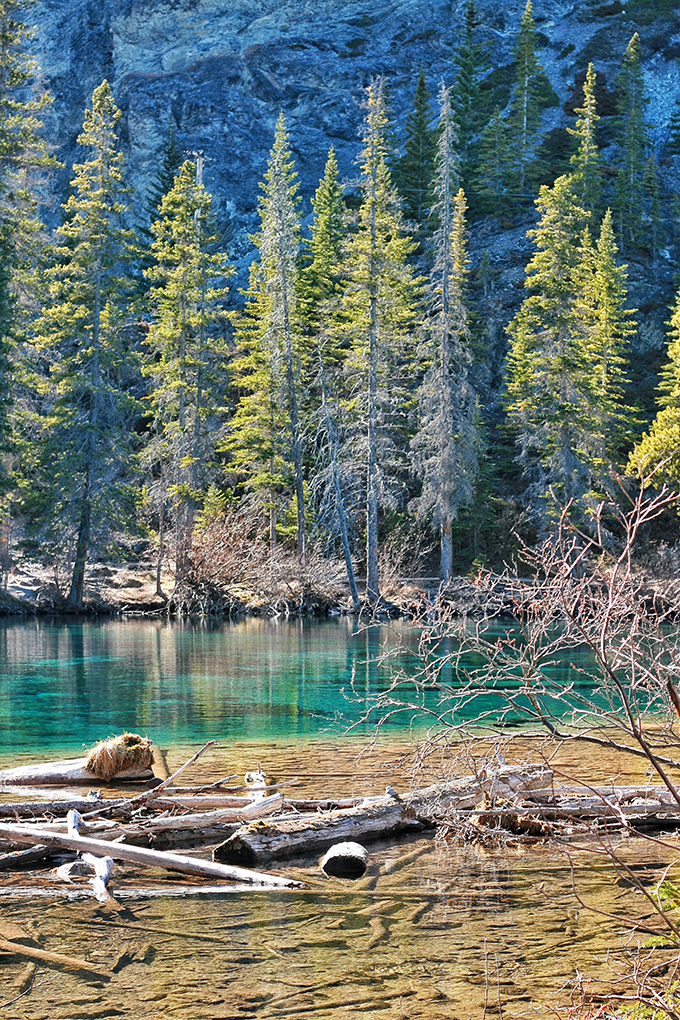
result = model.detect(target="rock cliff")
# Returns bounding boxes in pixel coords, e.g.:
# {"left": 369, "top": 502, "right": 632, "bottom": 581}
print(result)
{"left": 28, "top": 0, "right": 680, "bottom": 250}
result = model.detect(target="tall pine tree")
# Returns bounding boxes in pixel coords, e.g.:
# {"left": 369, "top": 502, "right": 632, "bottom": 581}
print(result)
{"left": 393, "top": 70, "right": 437, "bottom": 230}
{"left": 411, "top": 86, "right": 478, "bottom": 581}
{"left": 614, "top": 33, "right": 650, "bottom": 246}
{"left": 343, "top": 79, "right": 420, "bottom": 604}
{"left": 144, "top": 158, "right": 231, "bottom": 582}
{"left": 568, "top": 63, "right": 602, "bottom": 216}
{"left": 29, "top": 81, "right": 137, "bottom": 607}
{"left": 508, "top": 0, "right": 545, "bottom": 196}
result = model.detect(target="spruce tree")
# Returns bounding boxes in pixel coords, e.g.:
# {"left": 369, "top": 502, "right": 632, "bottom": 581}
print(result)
{"left": 452, "top": 0, "right": 484, "bottom": 191}
{"left": 393, "top": 70, "right": 438, "bottom": 228}
{"left": 29, "top": 81, "right": 137, "bottom": 608}
{"left": 144, "top": 158, "right": 231, "bottom": 582}
{"left": 508, "top": 0, "right": 545, "bottom": 196}
{"left": 0, "top": 0, "right": 55, "bottom": 490}
{"left": 630, "top": 292, "right": 680, "bottom": 486}
{"left": 574, "top": 209, "right": 636, "bottom": 480}
{"left": 475, "top": 106, "right": 510, "bottom": 206}
{"left": 411, "top": 86, "right": 478, "bottom": 581}
{"left": 506, "top": 175, "right": 593, "bottom": 511}
{"left": 257, "top": 113, "right": 306, "bottom": 561}
{"left": 297, "top": 146, "right": 345, "bottom": 335}
{"left": 568, "top": 63, "right": 602, "bottom": 216}
{"left": 343, "top": 78, "right": 420, "bottom": 604}
{"left": 614, "top": 33, "right": 650, "bottom": 246}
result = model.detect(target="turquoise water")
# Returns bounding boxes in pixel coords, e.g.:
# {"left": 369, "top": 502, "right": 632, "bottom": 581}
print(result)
{"left": 0, "top": 615, "right": 594, "bottom": 756}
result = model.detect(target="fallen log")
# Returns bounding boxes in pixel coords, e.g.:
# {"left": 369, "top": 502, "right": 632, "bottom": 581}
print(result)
{"left": 213, "top": 765, "right": 556, "bottom": 867}
{"left": 0, "top": 795, "right": 118, "bottom": 819}
{"left": 0, "top": 935, "right": 110, "bottom": 978}
{"left": 0, "top": 757, "right": 153, "bottom": 786}
{"left": 0, "top": 822, "right": 305, "bottom": 889}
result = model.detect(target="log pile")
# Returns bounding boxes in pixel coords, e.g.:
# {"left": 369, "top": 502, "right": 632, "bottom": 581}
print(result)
{"left": 2, "top": 741, "right": 680, "bottom": 911}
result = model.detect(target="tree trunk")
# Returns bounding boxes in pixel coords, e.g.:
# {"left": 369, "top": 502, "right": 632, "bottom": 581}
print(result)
{"left": 440, "top": 514, "right": 453, "bottom": 582}
{"left": 156, "top": 459, "right": 165, "bottom": 597}
{"left": 278, "top": 241, "right": 305, "bottom": 565}
{"left": 67, "top": 482, "right": 90, "bottom": 609}
{"left": 366, "top": 295, "right": 380, "bottom": 605}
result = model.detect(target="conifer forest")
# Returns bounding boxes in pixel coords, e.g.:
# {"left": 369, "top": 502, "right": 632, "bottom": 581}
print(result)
{"left": 2, "top": 0, "right": 680, "bottom": 611}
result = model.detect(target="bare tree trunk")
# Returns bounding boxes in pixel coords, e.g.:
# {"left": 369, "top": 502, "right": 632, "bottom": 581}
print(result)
{"left": 320, "top": 363, "right": 360, "bottom": 611}
{"left": 440, "top": 514, "right": 453, "bottom": 582}
{"left": 67, "top": 475, "right": 90, "bottom": 609}
{"left": 156, "top": 459, "right": 165, "bottom": 597}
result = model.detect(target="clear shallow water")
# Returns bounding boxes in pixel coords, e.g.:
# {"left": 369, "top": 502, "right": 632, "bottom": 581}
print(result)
{"left": 0, "top": 615, "right": 593, "bottom": 759}
{"left": 0, "top": 618, "right": 672, "bottom": 1018}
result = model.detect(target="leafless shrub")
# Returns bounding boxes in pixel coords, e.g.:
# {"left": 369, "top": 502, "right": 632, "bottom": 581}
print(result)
{"left": 171, "top": 501, "right": 349, "bottom": 616}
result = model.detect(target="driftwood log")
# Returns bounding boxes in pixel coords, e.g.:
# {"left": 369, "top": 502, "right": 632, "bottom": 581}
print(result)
{"left": 0, "top": 822, "right": 305, "bottom": 889}
{"left": 320, "top": 842, "right": 370, "bottom": 879}
{"left": 0, "top": 757, "right": 154, "bottom": 786}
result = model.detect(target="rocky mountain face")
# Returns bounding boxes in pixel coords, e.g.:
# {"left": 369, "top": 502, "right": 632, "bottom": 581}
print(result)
{"left": 26, "top": 0, "right": 680, "bottom": 409}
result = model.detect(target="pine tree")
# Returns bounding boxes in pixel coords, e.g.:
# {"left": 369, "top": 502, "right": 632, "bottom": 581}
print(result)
{"left": 506, "top": 175, "right": 593, "bottom": 511}
{"left": 614, "top": 33, "right": 650, "bottom": 246}
{"left": 568, "top": 62, "right": 602, "bottom": 216}
{"left": 393, "top": 69, "right": 438, "bottom": 228}
{"left": 475, "top": 106, "right": 510, "bottom": 205}
{"left": 224, "top": 260, "right": 291, "bottom": 555}
{"left": 411, "top": 86, "right": 479, "bottom": 581}
{"left": 343, "top": 78, "right": 420, "bottom": 604}
{"left": 630, "top": 292, "right": 680, "bottom": 486}
{"left": 642, "top": 154, "right": 663, "bottom": 260}
{"left": 297, "top": 146, "right": 345, "bottom": 335}
{"left": 452, "top": 0, "right": 483, "bottom": 191}
{"left": 666, "top": 96, "right": 680, "bottom": 156}
{"left": 0, "top": 0, "right": 55, "bottom": 491}
{"left": 147, "top": 119, "right": 183, "bottom": 225}
{"left": 257, "top": 113, "right": 306, "bottom": 561}
{"left": 574, "top": 209, "right": 636, "bottom": 480}
{"left": 29, "top": 81, "right": 137, "bottom": 608}
{"left": 143, "top": 158, "right": 231, "bottom": 582}
{"left": 508, "top": 0, "right": 545, "bottom": 196}
{"left": 226, "top": 115, "right": 306, "bottom": 560}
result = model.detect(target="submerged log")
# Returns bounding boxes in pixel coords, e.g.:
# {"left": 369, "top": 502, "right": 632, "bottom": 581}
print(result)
{"left": 0, "top": 821, "right": 305, "bottom": 889}
{"left": 320, "top": 841, "right": 369, "bottom": 879}
{"left": 0, "top": 935, "right": 110, "bottom": 978}
{"left": 0, "top": 757, "right": 154, "bottom": 786}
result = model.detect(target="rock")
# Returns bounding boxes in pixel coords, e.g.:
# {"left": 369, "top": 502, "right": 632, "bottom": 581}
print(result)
{"left": 320, "top": 841, "right": 369, "bottom": 879}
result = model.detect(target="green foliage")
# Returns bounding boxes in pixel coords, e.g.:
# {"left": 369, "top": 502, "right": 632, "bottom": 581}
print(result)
{"left": 26, "top": 80, "right": 139, "bottom": 605}
{"left": 143, "top": 158, "right": 232, "bottom": 575}
{"left": 613, "top": 33, "right": 651, "bottom": 247}
{"left": 393, "top": 69, "right": 438, "bottom": 230}
{"left": 452, "top": 1, "right": 486, "bottom": 194}
{"left": 568, "top": 63, "right": 603, "bottom": 215}
{"left": 507, "top": 0, "right": 546, "bottom": 195}
{"left": 475, "top": 106, "right": 511, "bottom": 206}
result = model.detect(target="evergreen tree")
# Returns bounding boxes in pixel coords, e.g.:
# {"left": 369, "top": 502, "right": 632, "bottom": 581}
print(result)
{"left": 224, "top": 260, "right": 291, "bottom": 555}
{"left": 343, "top": 78, "right": 420, "bottom": 604}
{"left": 411, "top": 86, "right": 479, "bottom": 581}
{"left": 0, "top": 0, "right": 55, "bottom": 490}
{"left": 475, "top": 106, "right": 510, "bottom": 205}
{"left": 506, "top": 175, "right": 593, "bottom": 511}
{"left": 614, "top": 33, "right": 650, "bottom": 246}
{"left": 146, "top": 119, "right": 183, "bottom": 225}
{"left": 297, "top": 146, "right": 345, "bottom": 334}
{"left": 29, "top": 81, "right": 137, "bottom": 608}
{"left": 666, "top": 96, "right": 680, "bottom": 156}
{"left": 452, "top": 0, "right": 483, "bottom": 191}
{"left": 227, "top": 114, "right": 306, "bottom": 560}
{"left": 574, "top": 209, "right": 636, "bottom": 480}
{"left": 568, "top": 62, "right": 602, "bottom": 216}
{"left": 393, "top": 69, "right": 438, "bottom": 228}
{"left": 630, "top": 291, "right": 680, "bottom": 486}
{"left": 642, "top": 154, "right": 663, "bottom": 260}
{"left": 143, "top": 158, "right": 231, "bottom": 582}
{"left": 508, "top": 0, "right": 545, "bottom": 196}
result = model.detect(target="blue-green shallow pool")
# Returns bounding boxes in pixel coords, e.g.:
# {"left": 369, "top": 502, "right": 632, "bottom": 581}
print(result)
{"left": 0, "top": 614, "right": 593, "bottom": 757}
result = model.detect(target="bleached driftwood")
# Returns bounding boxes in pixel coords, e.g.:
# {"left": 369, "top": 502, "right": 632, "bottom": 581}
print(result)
{"left": 0, "top": 935, "right": 110, "bottom": 978}
{"left": 0, "top": 821, "right": 305, "bottom": 889}
{"left": 0, "top": 757, "right": 154, "bottom": 786}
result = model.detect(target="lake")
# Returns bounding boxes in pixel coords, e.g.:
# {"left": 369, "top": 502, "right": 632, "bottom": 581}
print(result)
{"left": 0, "top": 616, "right": 670, "bottom": 1018}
